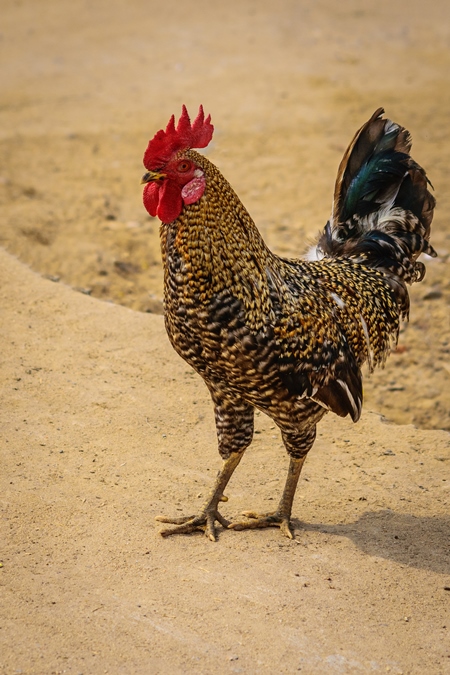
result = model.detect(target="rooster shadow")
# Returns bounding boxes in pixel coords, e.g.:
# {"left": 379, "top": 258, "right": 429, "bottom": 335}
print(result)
{"left": 294, "top": 510, "right": 450, "bottom": 575}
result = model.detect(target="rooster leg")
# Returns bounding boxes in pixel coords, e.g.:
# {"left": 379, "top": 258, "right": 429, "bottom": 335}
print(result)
{"left": 229, "top": 424, "right": 316, "bottom": 538}
{"left": 229, "top": 455, "right": 306, "bottom": 539}
{"left": 156, "top": 451, "right": 243, "bottom": 541}
{"left": 157, "top": 398, "right": 254, "bottom": 540}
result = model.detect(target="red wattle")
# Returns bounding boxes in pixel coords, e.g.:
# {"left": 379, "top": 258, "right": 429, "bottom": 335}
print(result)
{"left": 157, "top": 180, "right": 184, "bottom": 223}
{"left": 143, "top": 182, "right": 160, "bottom": 217}
{"left": 143, "top": 177, "right": 203, "bottom": 223}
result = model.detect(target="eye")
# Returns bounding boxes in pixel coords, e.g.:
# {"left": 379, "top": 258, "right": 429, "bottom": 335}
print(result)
{"left": 177, "top": 160, "right": 192, "bottom": 173}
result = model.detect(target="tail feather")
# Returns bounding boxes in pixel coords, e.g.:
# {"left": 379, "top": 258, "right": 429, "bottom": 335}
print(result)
{"left": 318, "top": 109, "right": 436, "bottom": 314}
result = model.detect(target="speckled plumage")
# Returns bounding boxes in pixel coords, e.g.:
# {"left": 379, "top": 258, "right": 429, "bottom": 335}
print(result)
{"left": 143, "top": 107, "right": 436, "bottom": 540}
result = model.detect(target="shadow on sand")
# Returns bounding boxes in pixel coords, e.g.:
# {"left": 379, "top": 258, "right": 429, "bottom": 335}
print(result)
{"left": 295, "top": 510, "right": 450, "bottom": 575}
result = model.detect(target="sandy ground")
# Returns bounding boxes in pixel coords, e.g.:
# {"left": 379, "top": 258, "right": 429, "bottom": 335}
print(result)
{"left": 1, "top": 0, "right": 450, "bottom": 673}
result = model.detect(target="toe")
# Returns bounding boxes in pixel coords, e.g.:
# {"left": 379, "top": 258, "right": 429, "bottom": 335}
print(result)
{"left": 240, "top": 510, "right": 260, "bottom": 519}
{"left": 155, "top": 514, "right": 196, "bottom": 525}
{"left": 228, "top": 511, "right": 295, "bottom": 537}
{"left": 279, "top": 518, "right": 295, "bottom": 539}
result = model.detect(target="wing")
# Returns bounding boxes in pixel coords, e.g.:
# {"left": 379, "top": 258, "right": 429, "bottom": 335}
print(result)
{"left": 267, "top": 257, "right": 401, "bottom": 423}
{"left": 278, "top": 335, "right": 363, "bottom": 423}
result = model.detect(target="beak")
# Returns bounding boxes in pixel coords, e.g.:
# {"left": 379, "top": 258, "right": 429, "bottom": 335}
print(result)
{"left": 141, "top": 170, "right": 166, "bottom": 185}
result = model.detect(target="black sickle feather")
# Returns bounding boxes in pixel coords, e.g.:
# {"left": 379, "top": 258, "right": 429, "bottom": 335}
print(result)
{"left": 319, "top": 109, "right": 436, "bottom": 306}
{"left": 342, "top": 150, "right": 410, "bottom": 223}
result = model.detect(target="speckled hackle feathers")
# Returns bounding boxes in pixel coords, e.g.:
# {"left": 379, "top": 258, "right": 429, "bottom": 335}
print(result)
{"left": 142, "top": 107, "right": 436, "bottom": 541}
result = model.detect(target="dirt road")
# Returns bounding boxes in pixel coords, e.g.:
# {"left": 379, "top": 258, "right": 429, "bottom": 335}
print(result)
{"left": 1, "top": 1, "right": 449, "bottom": 673}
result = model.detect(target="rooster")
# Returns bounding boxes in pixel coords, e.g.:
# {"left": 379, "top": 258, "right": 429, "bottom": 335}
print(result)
{"left": 141, "top": 106, "right": 435, "bottom": 541}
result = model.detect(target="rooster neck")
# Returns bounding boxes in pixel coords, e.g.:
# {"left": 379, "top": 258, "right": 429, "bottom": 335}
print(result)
{"left": 160, "top": 153, "right": 273, "bottom": 315}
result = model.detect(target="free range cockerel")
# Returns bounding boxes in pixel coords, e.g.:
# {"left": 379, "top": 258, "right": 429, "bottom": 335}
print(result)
{"left": 141, "top": 106, "right": 436, "bottom": 541}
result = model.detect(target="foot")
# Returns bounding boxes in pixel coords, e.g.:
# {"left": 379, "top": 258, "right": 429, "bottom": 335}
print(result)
{"left": 228, "top": 510, "right": 295, "bottom": 539}
{"left": 155, "top": 508, "right": 231, "bottom": 541}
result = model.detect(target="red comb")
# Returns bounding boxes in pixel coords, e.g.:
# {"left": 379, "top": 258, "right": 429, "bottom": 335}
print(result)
{"left": 144, "top": 105, "right": 214, "bottom": 170}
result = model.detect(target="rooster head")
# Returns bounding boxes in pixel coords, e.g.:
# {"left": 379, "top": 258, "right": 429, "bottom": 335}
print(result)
{"left": 141, "top": 105, "right": 214, "bottom": 223}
